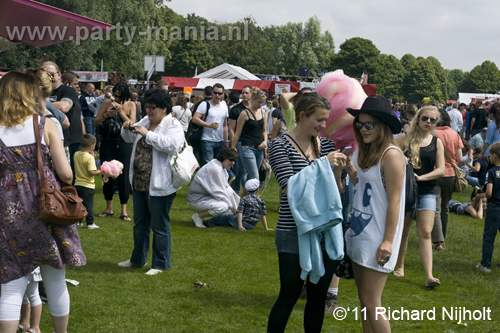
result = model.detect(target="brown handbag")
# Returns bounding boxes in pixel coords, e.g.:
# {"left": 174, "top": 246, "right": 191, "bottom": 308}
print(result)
{"left": 33, "top": 115, "right": 88, "bottom": 225}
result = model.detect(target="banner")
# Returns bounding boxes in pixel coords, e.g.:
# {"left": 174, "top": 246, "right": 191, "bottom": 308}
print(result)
{"left": 74, "top": 71, "right": 108, "bottom": 82}
{"left": 275, "top": 84, "right": 291, "bottom": 95}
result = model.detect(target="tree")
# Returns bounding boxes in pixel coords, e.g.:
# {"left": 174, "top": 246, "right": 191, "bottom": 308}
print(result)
{"left": 332, "top": 37, "right": 381, "bottom": 81}
{"left": 468, "top": 61, "right": 500, "bottom": 93}
{"left": 404, "top": 57, "right": 444, "bottom": 103}
{"left": 444, "top": 69, "right": 465, "bottom": 100}
{"left": 376, "top": 54, "right": 404, "bottom": 99}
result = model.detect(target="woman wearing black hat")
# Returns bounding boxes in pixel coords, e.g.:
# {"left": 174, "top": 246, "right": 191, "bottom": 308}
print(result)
{"left": 344, "top": 96, "right": 406, "bottom": 333}
{"left": 394, "top": 106, "right": 445, "bottom": 287}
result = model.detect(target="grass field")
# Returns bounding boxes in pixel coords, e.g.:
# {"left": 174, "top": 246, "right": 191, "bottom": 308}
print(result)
{"left": 36, "top": 179, "right": 500, "bottom": 333}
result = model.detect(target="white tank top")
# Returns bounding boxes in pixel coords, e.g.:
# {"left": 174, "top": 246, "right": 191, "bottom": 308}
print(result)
{"left": 346, "top": 145, "right": 406, "bottom": 273}
{"left": 0, "top": 117, "right": 47, "bottom": 147}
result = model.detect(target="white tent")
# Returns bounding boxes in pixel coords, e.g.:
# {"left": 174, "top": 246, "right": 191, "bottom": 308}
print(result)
{"left": 194, "top": 63, "right": 260, "bottom": 80}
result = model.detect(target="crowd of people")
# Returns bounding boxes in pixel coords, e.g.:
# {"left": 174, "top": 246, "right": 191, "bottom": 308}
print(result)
{"left": 1, "top": 63, "right": 499, "bottom": 333}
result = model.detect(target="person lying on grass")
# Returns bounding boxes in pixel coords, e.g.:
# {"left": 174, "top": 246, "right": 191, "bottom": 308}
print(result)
{"left": 449, "top": 187, "right": 487, "bottom": 219}
{"left": 204, "top": 179, "right": 272, "bottom": 231}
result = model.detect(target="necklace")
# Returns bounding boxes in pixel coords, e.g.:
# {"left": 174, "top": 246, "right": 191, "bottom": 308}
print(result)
{"left": 287, "top": 133, "right": 312, "bottom": 160}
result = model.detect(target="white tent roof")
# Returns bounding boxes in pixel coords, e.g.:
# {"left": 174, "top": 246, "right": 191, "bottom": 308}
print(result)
{"left": 194, "top": 63, "right": 260, "bottom": 80}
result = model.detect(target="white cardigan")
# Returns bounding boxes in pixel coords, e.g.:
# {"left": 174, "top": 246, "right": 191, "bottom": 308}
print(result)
{"left": 121, "top": 114, "right": 184, "bottom": 197}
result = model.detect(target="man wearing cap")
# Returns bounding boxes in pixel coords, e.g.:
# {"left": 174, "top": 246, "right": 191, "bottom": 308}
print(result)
{"left": 469, "top": 128, "right": 487, "bottom": 150}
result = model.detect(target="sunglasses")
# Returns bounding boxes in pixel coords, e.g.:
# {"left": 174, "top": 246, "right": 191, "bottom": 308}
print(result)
{"left": 228, "top": 159, "right": 236, "bottom": 162}
{"left": 213, "top": 91, "right": 224, "bottom": 95}
{"left": 355, "top": 121, "right": 376, "bottom": 130}
{"left": 420, "top": 115, "right": 437, "bottom": 124}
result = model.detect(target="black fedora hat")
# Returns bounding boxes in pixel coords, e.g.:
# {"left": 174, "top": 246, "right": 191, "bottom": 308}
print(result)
{"left": 347, "top": 96, "right": 402, "bottom": 134}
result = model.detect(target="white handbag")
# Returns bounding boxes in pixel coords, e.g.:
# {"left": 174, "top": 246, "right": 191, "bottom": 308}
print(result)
{"left": 170, "top": 140, "right": 199, "bottom": 188}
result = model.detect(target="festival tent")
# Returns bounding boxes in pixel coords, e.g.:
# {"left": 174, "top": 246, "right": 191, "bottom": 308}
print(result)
{"left": 1, "top": 0, "right": 113, "bottom": 48}
{"left": 161, "top": 76, "right": 300, "bottom": 93}
{"left": 194, "top": 63, "right": 260, "bottom": 80}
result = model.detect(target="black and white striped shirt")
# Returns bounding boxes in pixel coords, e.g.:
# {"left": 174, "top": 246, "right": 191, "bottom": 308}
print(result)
{"left": 269, "top": 135, "right": 336, "bottom": 231}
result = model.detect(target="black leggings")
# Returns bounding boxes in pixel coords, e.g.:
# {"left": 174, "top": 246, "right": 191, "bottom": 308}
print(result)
{"left": 99, "top": 138, "right": 132, "bottom": 204}
{"left": 267, "top": 252, "right": 338, "bottom": 333}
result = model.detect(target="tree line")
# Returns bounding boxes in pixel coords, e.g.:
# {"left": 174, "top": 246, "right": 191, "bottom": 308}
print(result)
{"left": 1, "top": 0, "right": 499, "bottom": 103}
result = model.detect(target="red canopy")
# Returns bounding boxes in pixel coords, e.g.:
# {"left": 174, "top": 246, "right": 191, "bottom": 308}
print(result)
{"left": 0, "top": 0, "right": 113, "bottom": 48}
{"left": 163, "top": 77, "right": 199, "bottom": 88}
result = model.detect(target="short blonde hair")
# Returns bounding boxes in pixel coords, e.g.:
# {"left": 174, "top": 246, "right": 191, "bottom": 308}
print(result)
{"left": 0, "top": 71, "right": 38, "bottom": 127}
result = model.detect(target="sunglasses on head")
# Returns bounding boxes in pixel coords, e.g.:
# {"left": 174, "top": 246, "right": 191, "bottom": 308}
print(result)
{"left": 213, "top": 91, "right": 224, "bottom": 95}
{"left": 421, "top": 115, "right": 437, "bottom": 124}
{"left": 355, "top": 121, "right": 376, "bottom": 130}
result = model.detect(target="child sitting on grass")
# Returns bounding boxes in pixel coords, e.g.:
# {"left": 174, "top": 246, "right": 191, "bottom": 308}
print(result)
{"left": 74, "top": 134, "right": 101, "bottom": 229}
{"left": 476, "top": 142, "right": 500, "bottom": 273}
{"left": 204, "top": 179, "right": 272, "bottom": 231}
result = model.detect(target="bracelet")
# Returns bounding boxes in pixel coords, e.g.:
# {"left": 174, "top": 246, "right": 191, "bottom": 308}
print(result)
{"left": 345, "top": 164, "right": 355, "bottom": 170}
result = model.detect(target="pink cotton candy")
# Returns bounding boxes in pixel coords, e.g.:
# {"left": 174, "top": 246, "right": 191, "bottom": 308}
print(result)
{"left": 100, "top": 160, "right": 124, "bottom": 183}
{"left": 317, "top": 70, "right": 367, "bottom": 150}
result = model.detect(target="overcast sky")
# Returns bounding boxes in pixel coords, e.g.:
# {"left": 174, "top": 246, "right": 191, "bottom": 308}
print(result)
{"left": 167, "top": 0, "right": 497, "bottom": 72}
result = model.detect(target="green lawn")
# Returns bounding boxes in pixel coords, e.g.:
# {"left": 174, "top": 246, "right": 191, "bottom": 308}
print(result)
{"left": 38, "top": 180, "right": 500, "bottom": 332}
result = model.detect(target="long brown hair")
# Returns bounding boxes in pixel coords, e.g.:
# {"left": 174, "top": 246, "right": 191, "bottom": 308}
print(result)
{"left": 353, "top": 114, "right": 396, "bottom": 169}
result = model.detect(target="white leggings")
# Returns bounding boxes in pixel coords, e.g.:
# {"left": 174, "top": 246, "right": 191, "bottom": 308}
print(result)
{"left": 22, "top": 281, "right": 42, "bottom": 307}
{"left": 0, "top": 265, "right": 69, "bottom": 321}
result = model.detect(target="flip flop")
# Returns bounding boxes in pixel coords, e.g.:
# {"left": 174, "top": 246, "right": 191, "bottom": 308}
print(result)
{"left": 425, "top": 278, "right": 441, "bottom": 288}
{"left": 119, "top": 215, "right": 131, "bottom": 221}
{"left": 98, "top": 211, "right": 114, "bottom": 217}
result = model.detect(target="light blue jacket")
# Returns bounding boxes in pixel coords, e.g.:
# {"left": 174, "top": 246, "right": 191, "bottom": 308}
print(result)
{"left": 288, "top": 157, "right": 344, "bottom": 283}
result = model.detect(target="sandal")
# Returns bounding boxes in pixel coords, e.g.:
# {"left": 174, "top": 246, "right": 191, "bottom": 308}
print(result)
{"left": 393, "top": 270, "right": 404, "bottom": 277}
{"left": 425, "top": 278, "right": 441, "bottom": 288}
{"left": 119, "top": 215, "right": 131, "bottom": 221}
{"left": 98, "top": 211, "right": 114, "bottom": 217}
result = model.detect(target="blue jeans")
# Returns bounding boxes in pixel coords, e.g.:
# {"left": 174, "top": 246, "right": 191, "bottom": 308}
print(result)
{"left": 231, "top": 142, "right": 246, "bottom": 195}
{"left": 83, "top": 116, "right": 95, "bottom": 135}
{"left": 467, "top": 175, "right": 482, "bottom": 187}
{"left": 240, "top": 145, "right": 264, "bottom": 181}
{"left": 206, "top": 214, "right": 256, "bottom": 230}
{"left": 201, "top": 140, "right": 224, "bottom": 166}
{"left": 130, "top": 191, "right": 176, "bottom": 270}
{"left": 481, "top": 206, "right": 500, "bottom": 268}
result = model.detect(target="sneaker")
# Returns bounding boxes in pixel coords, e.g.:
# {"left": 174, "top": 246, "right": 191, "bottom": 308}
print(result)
{"left": 117, "top": 260, "right": 145, "bottom": 268}
{"left": 192, "top": 213, "right": 206, "bottom": 228}
{"left": 87, "top": 224, "right": 99, "bottom": 229}
{"left": 476, "top": 263, "right": 491, "bottom": 273}
{"left": 145, "top": 268, "right": 163, "bottom": 276}
{"left": 76, "top": 221, "right": 83, "bottom": 227}
{"left": 324, "top": 292, "right": 338, "bottom": 315}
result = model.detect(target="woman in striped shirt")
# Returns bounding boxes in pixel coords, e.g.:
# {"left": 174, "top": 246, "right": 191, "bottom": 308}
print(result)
{"left": 267, "top": 92, "right": 346, "bottom": 333}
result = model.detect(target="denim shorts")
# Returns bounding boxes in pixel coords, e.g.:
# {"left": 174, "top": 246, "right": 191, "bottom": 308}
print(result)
{"left": 275, "top": 229, "right": 299, "bottom": 254}
{"left": 417, "top": 193, "right": 437, "bottom": 211}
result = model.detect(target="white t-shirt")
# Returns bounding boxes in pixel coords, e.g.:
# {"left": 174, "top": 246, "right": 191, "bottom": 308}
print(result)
{"left": 196, "top": 101, "right": 228, "bottom": 142}
{"left": 172, "top": 105, "right": 192, "bottom": 132}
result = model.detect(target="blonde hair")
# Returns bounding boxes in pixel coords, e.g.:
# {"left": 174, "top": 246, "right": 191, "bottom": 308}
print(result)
{"left": 354, "top": 115, "right": 396, "bottom": 169}
{"left": 25, "top": 67, "right": 53, "bottom": 99}
{"left": 402, "top": 106, "right": 441, "bottom": 169}
{"left": 251, "top": 87, "right": 266, "bottom": 101}
{"left": 0, "top": 71, "right": 39, "bottom": 127}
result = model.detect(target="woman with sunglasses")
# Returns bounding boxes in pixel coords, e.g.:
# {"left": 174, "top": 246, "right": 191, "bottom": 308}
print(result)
{"left": 187, "top": 148, "right": 240, "bottom": 228}
{"left": 94, "top": 82, "right": 136, "bottom": 221}
{"left": 394, "top": 106, "right": 445, "bottom": 287}
{"left": 231, "top": 88, "right": 267, "bottom": 195}
{"left": 343, "top": 97, "right": 406, "bottom": 333}
{"left": 267, "top": 92, "right": 345, "bottom": 333}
